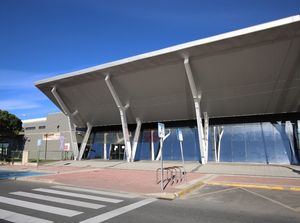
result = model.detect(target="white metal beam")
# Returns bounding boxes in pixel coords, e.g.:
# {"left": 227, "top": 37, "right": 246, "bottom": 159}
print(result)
{"left": 131, "top": 118, "right": 142, "bottom": 162}
{"left": 105, "top": 74, "right": 132, "bottom": 162}
{"left": 184, "top": 58, "right": 206, "bottom": 164}
{"left": 78, "top": 122, "right": 93, "bottom": 161}
{"left": 103, "top": 133, "right": 108, "bottom": 160}
{"left": 204, "top": 112, "right": 209, "bottom": 163}
{"left": 217, "top": 127, "right": 224, "bottom": 163}
{"left": 51, "top": 86, "right": 79, "bottom": 159}
{"left": 155, "top": 130, "right": 171, "bottom": 161}
{"left": 150, "top": 130, "right": 155, "bottom": 161}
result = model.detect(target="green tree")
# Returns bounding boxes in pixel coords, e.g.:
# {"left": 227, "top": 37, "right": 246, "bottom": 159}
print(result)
{"left": 0, "top": 110, "right": 22, "bottom": 136}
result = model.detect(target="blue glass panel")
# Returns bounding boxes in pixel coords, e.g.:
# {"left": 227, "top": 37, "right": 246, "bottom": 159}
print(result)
{"left": 185, "top": 128, "right": 200, "bottom": 161}
{"left": 220, "top": 126, "right": 232, "bottom": 162}
{"left": 208, "top": 127, "right": 216, "bottom": 162}
{"left": 245, "top": 124, "right": 266, "bottom": 163}
{"left": 231, "top": 125, "right": 246, "bottom": 162}
{"left": 88, "top": 132, "right": 103, "bottom": 159}
{"left": 273, "top": 123, "right": 290, "bottom": 164}
{"left": 135, "top": 130, "right": 152, "bottom": 160}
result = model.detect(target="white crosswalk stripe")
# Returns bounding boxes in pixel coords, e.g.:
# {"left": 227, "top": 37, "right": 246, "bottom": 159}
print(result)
{"left": 80, "top": 198, "right": 156, "bottom": 223}
{"left": 0, "top": 209, "right": 53, "bottom": 223}
{"left": 52, "top": 185, "right": 138, "bottom": 198}
{"left": 33, "top": 188, "right": 123, "bottom": 203}
{"left": 0, "top": 186, "right": 154, "bottom": 223}
{"left": 0, "top": 196, "right": 82, "bottom": 217}
{"left": 10, "top": 191, "right": 105, "bottom": 209}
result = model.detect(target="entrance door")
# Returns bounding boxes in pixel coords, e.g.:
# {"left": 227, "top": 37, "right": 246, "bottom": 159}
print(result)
{"left": 110, "top": 144, "right": 125, "bottom": 160}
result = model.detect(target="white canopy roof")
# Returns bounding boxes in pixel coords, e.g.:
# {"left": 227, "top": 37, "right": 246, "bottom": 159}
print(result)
{"left": 36, "top": 15, "right": 300, "bottom": 127}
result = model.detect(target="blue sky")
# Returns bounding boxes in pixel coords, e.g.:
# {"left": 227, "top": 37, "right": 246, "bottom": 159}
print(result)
{"left": 1, "top": 0, "right": 300, "bottom": 120}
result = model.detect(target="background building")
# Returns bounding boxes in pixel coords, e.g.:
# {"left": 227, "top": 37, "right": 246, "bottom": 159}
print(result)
{"left": 23, "top": 113, "right": 83, "bottom": 160}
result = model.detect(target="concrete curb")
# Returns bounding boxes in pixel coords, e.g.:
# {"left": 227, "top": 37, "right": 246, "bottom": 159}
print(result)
{"left": 174, "top": 180, "right": 204, "bottom": 198}
{"left": 16, "top": 176, "right": 55, "bottom": 184}
{"left": 146, "top": 193, "right": 177, "bottom": 200}
{"left": 206, "top": 182, "right": 300, "bottom": 192}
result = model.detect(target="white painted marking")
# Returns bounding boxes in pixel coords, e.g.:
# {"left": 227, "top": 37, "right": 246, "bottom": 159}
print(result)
{"left": 0, "top": 196, "right": 82, "bottom": 217}
{"left": 11, "top": 191, "right": 105, "bottom": 209}
{"left": 80, "top": 198, "right": 156, "bottom": 223}
{"left": 33, "top": 188, "right": 123, "bottom": 203}
{"left": 52, "top": 185, "right": 138, "bottom": 198}
{"left": 241, "top": 188, "right": 297, "bottom": 212}
{"left": 0, "top": 208, "right": 53, "bottom": 223}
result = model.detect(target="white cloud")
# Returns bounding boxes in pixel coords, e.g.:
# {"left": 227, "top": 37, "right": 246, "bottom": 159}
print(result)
{"left": 0, "top": 99, "right": 40, "bottom": 110}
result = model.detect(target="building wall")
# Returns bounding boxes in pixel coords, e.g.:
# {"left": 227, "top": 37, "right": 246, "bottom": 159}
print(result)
{"left": 23, "top": 113, "right": 78, "bottom": 160}
{"left": 87, "top": 121, "right": 299, "bottom": 164}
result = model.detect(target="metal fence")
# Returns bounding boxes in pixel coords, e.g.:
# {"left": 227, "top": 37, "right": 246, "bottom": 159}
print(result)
{"left": 28, "top": 150, "right": 74, "bottom": 163}
{"left": 0, "top": 149, "right": 23, "bottom": 162}
{"left": 0, "top": 149, "right": 74, "bottom": 164}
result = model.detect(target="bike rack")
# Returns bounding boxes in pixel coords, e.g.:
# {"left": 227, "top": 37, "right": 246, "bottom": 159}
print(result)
{"left": 156, "top": 165, "right": 187, "bottom": 188}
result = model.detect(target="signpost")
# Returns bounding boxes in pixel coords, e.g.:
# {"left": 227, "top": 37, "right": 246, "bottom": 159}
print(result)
{"left": 158, "top": 122, "right": 165, "bottom": 191}
{"left": 37, "top": 139, "right": 42, "bottom": 168}
{"left": 177, "top": 129, "right": 185, "bottom": 166}
{"left": 64, "top": 143, "right": 71, "bottom": 152}
{"left": 59, "top": 136, "right": 65, "bottom": 151}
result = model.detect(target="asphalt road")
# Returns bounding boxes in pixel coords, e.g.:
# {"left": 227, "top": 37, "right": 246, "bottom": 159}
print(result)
{"left": 0, "top": 180, "right": 299, "bottom": 223}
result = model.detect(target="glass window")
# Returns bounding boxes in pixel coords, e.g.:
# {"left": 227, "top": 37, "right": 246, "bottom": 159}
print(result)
{"left": 25, "top": 126, "right": 35, "bottom": 130}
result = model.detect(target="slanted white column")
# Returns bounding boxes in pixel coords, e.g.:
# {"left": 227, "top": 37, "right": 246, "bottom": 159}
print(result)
{"left": 184, "top": 58, "right": 206, "bottom": 164}
{"left": 103, "top": 133, "right": 108, "bottom": 160}
{"left": 78, "top": 122, "right": 92, "bottom": 160}
{"left": 203, "top": 112, "right": 209, "bottom": 163}
{"left": 217, "top": 127, "right": 224, "bottom": 163}
{"left": 105, "top": 74, "right": 132, "bottom": 162}
{"left": 155, "top": 130, "right": 171, "bottom": 161}
{"left": 150, "top": 130, "right": 155, "bottom": 161}
{"left": 51, "top": 86, "right": 79, "bottom": 159}
{"left": 131, "top": 118, "right": 142, "bottom": 162}
{"left": 213, "top": 127, "right": 217, "bottom": 162}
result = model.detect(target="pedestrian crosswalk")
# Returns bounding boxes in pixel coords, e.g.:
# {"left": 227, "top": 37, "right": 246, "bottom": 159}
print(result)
{"left": 11, "top": 191, "right": 105, "bottom": 209}
{"left": 0, "top": 196, "right": 83, "bottom": 217}
{"left": 33, "top": 188, "right": 123, "bottom": 203}
{"left": 0, "top": 185, "right": 155, "bottom": 223}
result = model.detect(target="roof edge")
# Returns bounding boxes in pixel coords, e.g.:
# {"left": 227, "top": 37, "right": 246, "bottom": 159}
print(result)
{"left": 35, "top": 15, "right": 300, "bottom": 86}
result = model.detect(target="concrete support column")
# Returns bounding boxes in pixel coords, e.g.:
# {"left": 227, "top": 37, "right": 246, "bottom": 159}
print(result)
{"left": 119, "top": 108, "right": 132, "bottom": 162}
{"left": 194, "top": 99, "right": 206, "bottom": 164}
{"left": 150, "top": 130, "right": 155, "bottom": 161}
{"left": 184, "top": 58, "right": 206, "bottom": 164}
{"left": 204, "top": 112, "right": 209, "bottom": 163}
{"left": 103, "top": 133, "right": 108, "bottom": 160}
{"left": 78, "top": 122, "right": 92, "bottom": 160}
{"left": 51, "top": 86, "right": 79, "bottom": 159}
{"left": 131, "top": 118, "right": 142, "bottom": 162}
{"left": 105, "top": 74, "right": 132, "bottom": 162}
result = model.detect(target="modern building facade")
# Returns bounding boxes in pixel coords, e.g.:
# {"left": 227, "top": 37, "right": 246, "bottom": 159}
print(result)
{"left": 35, "top": 16, "right": 300, "bottom": 164}
{"left": 23, "top": 113, "right": 83, "bottom": 160}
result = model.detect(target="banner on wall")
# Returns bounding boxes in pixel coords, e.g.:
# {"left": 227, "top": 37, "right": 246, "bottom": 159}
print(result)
{"left": 43, "top": 132, "right": 60, "bottom": 140}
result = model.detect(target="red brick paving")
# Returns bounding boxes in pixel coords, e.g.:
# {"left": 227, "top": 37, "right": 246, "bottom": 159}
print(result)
{"left": 28, "top": 169, "right": 205, "bottom": 194}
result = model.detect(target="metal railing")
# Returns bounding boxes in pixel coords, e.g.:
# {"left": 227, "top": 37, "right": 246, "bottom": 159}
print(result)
{"left": 11, "top": 150, "right": 23, "bottom": 164}
{"left": 26, "top": 150, "right": 74, "bottom": 164}
{"left": 156, "top": 166, "right": 187, "bottom": 189}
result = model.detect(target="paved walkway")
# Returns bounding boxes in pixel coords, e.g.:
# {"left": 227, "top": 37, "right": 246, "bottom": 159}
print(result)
{"left": 42, "top": 160, "right": 300, "bottom": 178}
{"left": 1, "top": 161, "right": 300, "bottom": 195}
